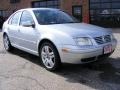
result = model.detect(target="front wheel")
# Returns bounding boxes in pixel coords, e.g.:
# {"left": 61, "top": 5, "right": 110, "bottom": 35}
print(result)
{"left": 39, "top": 42, "right": 61, "bottom": 71}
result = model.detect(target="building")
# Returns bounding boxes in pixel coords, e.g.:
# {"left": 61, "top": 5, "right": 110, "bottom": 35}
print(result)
{"left": 0, "top": 0, "right": 120, "bottom": 28}
{"left": 90, "top": 0, "right": 120, "bottom": 27}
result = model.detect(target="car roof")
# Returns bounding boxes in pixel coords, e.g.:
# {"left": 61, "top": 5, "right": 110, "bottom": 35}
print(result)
{"left": 18, "top": 8, "right": 59, "bottom": 12}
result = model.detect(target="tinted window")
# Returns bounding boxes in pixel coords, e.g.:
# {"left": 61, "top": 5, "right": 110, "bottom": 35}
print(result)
{"left": 20, "top": 11, "right": 34, "bottom": 26}
{"left": 90, "top": 4, "right": 100, "bottom": 9}
{"left": 101, "top": 0, "right": 111, "bottom": 2}
{"left": 90, "top": 0, "right": 120, "bottom": 27}
{"left": 112, "top": 3, "right": 120, "bottom": 8}
{"left": 101, "top": 3, "right": 111, "bottom": 9}
{"left": 112, "top": 9, "right": 120, "bottom": 14}
{"left": 32, "top": 0, "right": 60, "bottom": 9}
{"left": 33, "top": 9, "right": 79, "bottom": 25}
{"left": 9, "top": 11, "right": 21, "bottom": 25}
{"left": 90, "top": 0, "right": 100, "bottom": 3}
{"left": 10, "top": 0, "right": 20, "bottom": 3}
{"left": 72, "top": 6, "right": 82, "bottom": 22}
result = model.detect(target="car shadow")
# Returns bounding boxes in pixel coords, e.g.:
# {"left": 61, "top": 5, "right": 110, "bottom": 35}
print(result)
{"left": 10, "top": 48, "right": 42, "bottom": 66}
{"left": 55, "top": 58, "right": 120, "bottom": 89}
{"left": 10, "top": 48, "right": 120, "bottom": 89}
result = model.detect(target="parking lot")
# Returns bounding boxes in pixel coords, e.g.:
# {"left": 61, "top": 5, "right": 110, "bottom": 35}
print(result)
{"left": 0, "top": 29, "right": 120, "bottom": 90}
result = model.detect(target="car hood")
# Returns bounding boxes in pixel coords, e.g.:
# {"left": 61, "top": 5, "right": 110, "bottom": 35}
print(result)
{"left": 39, "top": 23, "right": 112, "bottom": 38}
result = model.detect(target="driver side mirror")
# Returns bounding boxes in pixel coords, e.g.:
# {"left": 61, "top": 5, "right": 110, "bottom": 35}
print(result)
{"left": 22, "top": 21, "right": 35, "bottom": 28}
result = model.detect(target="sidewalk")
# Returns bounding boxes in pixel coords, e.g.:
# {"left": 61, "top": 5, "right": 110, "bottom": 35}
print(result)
{"left": 112, "top": 28, "right": 120, "bottom": 33}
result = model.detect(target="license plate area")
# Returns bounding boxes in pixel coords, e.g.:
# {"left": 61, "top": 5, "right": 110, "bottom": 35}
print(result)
{"left": 103, "top": 45, "right": 112, "bottom": 54}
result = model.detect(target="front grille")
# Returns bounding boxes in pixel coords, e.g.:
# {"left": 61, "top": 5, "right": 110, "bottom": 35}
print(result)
{"left": 104, "top": 35, "right": 111, "bottom": 43}
{"left": 94, "top": 35, "right": 111, "bottom": 45}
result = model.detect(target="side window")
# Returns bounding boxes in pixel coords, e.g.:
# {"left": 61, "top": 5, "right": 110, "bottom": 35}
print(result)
{"left": 20, "top": 11, "right": 34, "bottom": 26}
{"left": 8, "top": 11, "right": 21, "bottom": 25}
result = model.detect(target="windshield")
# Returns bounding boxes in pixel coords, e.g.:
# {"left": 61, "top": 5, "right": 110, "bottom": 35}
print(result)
{"left": 33, "top": 9, "right": 79, "bottom": 25}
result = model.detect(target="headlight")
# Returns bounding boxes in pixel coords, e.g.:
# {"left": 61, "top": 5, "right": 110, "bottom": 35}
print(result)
{"left": 75, "top": 37, "right": 93, "bottom": 46}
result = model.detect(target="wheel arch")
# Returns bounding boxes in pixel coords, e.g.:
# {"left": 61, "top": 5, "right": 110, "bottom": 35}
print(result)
{"left": 38, "top": 39, "right": 60, "bottom": 55}
{"left": 38, "top": 38, "right": 58, "bottom": 52}
{"left": 38, "top": 38, "right": 62, "bottom": 61}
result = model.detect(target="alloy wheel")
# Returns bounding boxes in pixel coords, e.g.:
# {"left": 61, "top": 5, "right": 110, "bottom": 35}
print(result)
{"left": 41, "top": 45, "right": 55, "bottom": 69}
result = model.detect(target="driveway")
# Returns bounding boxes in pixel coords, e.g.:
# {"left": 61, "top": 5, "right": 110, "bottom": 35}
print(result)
{"left": 0, "top": 29, "right": 120, "bottom": 90}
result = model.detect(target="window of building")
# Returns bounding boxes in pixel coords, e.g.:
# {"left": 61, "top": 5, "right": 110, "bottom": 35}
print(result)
{"left": 72, "top": 6, "right": 82, "bottom": 22}
{"left": 10, "top": 0, "right": 20, "bottom": 3}
{"left": 90, "top": 0, "right": 120, "bottom": 27}
{"left": 0, "top": 10, "right": 3, "bottom": 16}
{"left": 32, "top": 0, "right": 60, "bottom": 9}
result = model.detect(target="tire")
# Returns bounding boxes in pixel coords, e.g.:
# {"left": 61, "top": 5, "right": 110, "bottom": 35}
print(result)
{"left": 3, "top": 34, "right": 13, "bottom": 51}
{"left": 39, "top": 42, "right": 61, "bottom": 71}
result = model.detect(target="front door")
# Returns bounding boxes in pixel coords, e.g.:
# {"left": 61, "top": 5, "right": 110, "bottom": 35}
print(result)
{"left": 19, "top": 11, "right": 39, "bottom": 52}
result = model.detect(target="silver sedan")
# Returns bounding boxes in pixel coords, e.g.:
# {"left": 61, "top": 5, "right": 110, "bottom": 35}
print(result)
{"left": 2, "top": 8, "right": 117, "bottom": 71}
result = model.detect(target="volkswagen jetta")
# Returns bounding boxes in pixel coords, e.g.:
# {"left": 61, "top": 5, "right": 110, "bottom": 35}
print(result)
{"left": 2, "top": 8, "right": 117, "bottom": 71}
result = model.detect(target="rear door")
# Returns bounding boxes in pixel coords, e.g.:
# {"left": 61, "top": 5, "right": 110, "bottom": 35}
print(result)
{"left": 7, "top": 11, "right": 22, "bottom": 45}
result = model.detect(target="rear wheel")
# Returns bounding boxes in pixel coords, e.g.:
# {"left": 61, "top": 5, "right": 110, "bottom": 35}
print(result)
{"left": 3, "top": 34, "right": 13, "bottom": 51}
{"left": 39, "top": 42, "right": 61, "bottom": 71}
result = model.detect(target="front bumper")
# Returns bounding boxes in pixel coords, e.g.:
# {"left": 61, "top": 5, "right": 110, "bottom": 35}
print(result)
{"left": 60, "top": 40, "right": 117, "bottom": 64}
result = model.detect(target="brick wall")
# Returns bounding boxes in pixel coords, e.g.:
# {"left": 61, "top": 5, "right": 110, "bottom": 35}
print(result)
{"left": 60, "top": 0, "right": 89, "bottom": 23}
{"left": 82, "top": 0, "right": 89, "bottom": 23}
{"left": 0, "top": 0, "right": 32, "bottom": 11}
{"left": 0, "top": 0, "right": 90, "bottom": 23}
{"left": 60, "top": 0, "right": 82, "bottom": 15}
{"left": 0, "top": 0, "right": 33, "bottom": 17}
